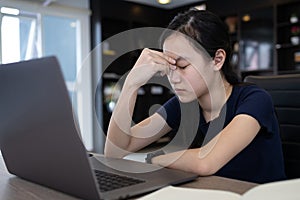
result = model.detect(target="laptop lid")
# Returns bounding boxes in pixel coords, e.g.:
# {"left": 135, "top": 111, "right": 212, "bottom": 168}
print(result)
{"left": 0, "top": 56, "right": 101, "bottom": 200}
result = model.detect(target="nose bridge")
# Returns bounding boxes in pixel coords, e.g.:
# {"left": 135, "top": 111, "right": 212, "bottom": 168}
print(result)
{"left": 169, "top": 69, "right": 181, "bottom": 83}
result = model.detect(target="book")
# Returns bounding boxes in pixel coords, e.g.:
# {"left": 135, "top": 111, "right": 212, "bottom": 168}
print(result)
{"left": 138, "top": 178, "right": 300, "bottom": 200}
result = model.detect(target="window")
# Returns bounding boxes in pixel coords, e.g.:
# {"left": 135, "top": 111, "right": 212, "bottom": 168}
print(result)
{"left": 1, "top": 10, "right": 38, "bottom": 64}
{"left": 0, "top": 1, "right": 93, "bottom": 150}
{"left": 42, "top": 15, "right": 78, "bottom": 107}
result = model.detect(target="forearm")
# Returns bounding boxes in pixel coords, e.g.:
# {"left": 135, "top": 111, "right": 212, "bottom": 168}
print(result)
{"left": 151, "top": 149, "right": 214, "bottom": 176}
{"left": 104, "top": 82, "right": 138, "bottom": 158}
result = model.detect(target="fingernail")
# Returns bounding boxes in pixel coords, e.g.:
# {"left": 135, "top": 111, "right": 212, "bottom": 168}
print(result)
{"left": 170, "top": 65, "right": 177, "bottom": 70}
{"left": 169, "top": 58, "right": 176, "bottom": 64}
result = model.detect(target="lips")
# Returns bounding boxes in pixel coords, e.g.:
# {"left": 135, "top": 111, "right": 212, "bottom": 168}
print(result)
{"left": 174, "top": 88, "right": 186, "bottom": 94}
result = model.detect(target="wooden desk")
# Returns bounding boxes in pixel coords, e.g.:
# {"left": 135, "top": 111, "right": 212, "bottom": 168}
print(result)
{"left": 0, "top": 157, "right": 257, "bottom": 200}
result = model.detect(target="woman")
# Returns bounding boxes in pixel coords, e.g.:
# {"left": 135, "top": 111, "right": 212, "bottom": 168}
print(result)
{"left": 104, "top": 9, "right": 286, "bottom": 183}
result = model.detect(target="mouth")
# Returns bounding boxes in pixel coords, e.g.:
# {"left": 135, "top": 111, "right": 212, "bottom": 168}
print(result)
{"left": 174, "top": 88, "right": 185, "bottom": 93}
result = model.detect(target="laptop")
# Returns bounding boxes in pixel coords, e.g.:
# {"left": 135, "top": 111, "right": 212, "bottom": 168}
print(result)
{"left": 0, "top": 56, "right": 198, "bottom": 200}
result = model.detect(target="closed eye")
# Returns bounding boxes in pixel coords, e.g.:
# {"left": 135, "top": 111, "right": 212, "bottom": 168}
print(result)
{"left": 177, "top": 65, "right": 188, "bottom": 70}
{"left": 176, "top": 58, "right": 190, "bottom": 70}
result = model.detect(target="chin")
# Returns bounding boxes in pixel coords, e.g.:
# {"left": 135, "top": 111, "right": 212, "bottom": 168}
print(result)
{"left": 177, "top": 95, "right": 196, "bottom": 103}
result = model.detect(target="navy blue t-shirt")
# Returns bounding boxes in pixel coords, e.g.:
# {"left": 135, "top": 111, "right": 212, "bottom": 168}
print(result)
{"left": 156, "top": 84, "right": 286, "bottom": 183}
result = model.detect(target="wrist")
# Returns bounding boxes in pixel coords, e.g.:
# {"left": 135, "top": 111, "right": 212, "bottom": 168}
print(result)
{"left": 145, "top": 150, "right": 165, "bottom": 164}
{"left": 123, "top": 79, "right": 140, "bottom": 94}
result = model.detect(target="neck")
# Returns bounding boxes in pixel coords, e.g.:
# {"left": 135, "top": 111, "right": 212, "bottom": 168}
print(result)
{"left": 198, "top": 79, "right": 232, "bottom": 122}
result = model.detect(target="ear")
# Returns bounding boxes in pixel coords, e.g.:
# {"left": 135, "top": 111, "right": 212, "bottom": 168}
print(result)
{"left": 212, "top": 49, "right": 226, "bottom": 71}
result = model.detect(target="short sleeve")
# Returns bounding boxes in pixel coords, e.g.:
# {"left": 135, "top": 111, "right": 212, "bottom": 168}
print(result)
{"left": 235, "top": 86, "right": 277, "bottom": 135}
{"left": 156, "top": 96, "right": 181, "bottom": 130}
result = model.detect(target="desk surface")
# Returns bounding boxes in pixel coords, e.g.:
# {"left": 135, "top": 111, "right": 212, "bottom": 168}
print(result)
{"left": 0, "top": 156, "right": 257, "bottom": 200}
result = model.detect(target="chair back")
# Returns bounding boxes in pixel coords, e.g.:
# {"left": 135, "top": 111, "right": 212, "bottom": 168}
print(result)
{"left": 244, "top": 74, "right": 300, "bottom": 179}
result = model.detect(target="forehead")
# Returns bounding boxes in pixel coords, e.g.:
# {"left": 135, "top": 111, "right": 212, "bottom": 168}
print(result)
{"left": 162, "top": 33, "right": 210, "bottom": 61}
{"left": 163, "top": 33, "right": 192, "bottom": 58}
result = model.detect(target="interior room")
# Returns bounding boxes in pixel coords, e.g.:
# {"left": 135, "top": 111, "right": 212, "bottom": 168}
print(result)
{"left": 0, "top": 0, "right": 299, "bottom": 199}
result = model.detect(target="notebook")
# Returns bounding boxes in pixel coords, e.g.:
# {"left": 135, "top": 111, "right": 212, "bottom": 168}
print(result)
{"left": 139, "top": 178, "right": 300, "bottom": 200}
{"left": 0, "top": 56, "right": 198, "bottom": 200}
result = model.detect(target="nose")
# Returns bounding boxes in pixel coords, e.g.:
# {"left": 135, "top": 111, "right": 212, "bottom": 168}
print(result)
{"left": 169, "top": 68, "right": 181, "bottom": 84}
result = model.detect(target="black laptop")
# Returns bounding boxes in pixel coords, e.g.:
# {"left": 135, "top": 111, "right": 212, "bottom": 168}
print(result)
{"left": 0, "top": 56, "right": 198, "bottom": 200}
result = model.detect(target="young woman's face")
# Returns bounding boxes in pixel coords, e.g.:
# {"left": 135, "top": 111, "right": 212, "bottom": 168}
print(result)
{"left": 163, "top": 33, "right": 214, "bottom": 103}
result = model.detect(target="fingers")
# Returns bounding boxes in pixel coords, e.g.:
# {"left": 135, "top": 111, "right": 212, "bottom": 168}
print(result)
{"left": 142, "top": 48, "right": 176, "bottom": 76}
{"left": 154, "top": 63, "right": 169, "bottom": 76}
{"left": 146, "top": 48, "right": 176, "bottom": 65}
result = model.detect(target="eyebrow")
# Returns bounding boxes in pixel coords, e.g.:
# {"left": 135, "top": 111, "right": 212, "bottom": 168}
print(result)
{"left": 163, "top": 50, "right": 190, "bottom": 62}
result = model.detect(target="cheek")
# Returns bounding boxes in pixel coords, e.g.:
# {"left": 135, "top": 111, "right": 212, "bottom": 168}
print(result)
{"left": 191, "top": 77, "right": 206, "bottom": 96}
{"left": 184, "top": 68, "right": 206, "bottom": 93}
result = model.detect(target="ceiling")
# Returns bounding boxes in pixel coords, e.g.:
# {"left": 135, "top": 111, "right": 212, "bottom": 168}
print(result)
{"left": 124, "top": 0, "right": 205, "bottom": 9}
{"left": 20, "top": 0, "right": 205, "bottom": 10}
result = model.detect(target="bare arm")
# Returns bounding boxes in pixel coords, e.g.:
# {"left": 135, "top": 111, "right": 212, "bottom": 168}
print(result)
{"left": 151, "top": 114, "right": 261, "bottom": 175}
{"left": 105, "top": 111, "right": 171, "bottom": 158}
{"left": 104, "top": 48, "right": 175, "bottom": 158}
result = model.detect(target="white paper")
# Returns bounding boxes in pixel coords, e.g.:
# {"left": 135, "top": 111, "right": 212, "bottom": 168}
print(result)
{"left": 242, "top": 178, "right": 300, "bottom": 200}
{"left": 138, "top": 186, "right": 241, "bottom": 200}
{"left": 139, "top": 178, "right": 300, "bottom": 200}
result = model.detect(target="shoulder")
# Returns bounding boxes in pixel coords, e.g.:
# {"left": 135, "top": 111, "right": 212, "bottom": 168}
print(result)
{"left": 235, "top": 82, "right": 268, "bottom": 95}
{"left": 232, "top": 83, "right": 275, "bottom": 121}
{"left": 233, "top": 83, "right": 273, "bottom": 105}
{"left": 232, "top": 83, "right": 277, "bottom": 132}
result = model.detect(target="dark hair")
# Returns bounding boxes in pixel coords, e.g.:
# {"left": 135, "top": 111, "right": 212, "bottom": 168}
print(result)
{"left": 160, "top": 9, "right": 240, "bottom": 84}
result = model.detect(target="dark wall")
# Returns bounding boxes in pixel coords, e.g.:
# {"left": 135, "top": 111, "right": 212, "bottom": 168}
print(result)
{"left": 206, "top": 0, "right": 299, "bottom": 16}
{"left": 97, "top": 0, "right": 208, "bottom": 39}
{"left": 99, "top": 0, "right": 170, "bottom": 33}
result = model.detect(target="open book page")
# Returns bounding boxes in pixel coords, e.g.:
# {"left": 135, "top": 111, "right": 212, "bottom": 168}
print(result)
{"left": 241, "top": 178, "right": 300, "bottom": 200}
{"left": 139, "top": 178, "right": 300, "bottom": 200}
{"left": 138, "top": 186, "right": 241, "bottom": 200}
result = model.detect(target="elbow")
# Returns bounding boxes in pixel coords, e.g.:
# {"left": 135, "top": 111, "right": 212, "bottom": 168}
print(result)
{"left": 104, "top": 141, "right": 123, "bottom": 158}
{"left": 104, "top": 140, "right": 130, "bottom": 159}
{"left": 104, "top": 146, "right": 127, "bottom": 159}
{"left": 195, "top": 159, "right": 218, "bottom": 176}
{"left": 104, "top": 148, "right": 114, "bottom": 158}
{"left": 104, "top": 139, "right": 114, "bottom": 157}
{"left": 104, "top": 142, "right": 125, "bottom": 159}
{"left": 104, "top": 147, "right": 115, "bottom": 158}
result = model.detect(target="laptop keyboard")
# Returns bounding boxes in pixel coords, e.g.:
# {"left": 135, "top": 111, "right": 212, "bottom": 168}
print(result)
{"left": 94, "top": 170, "right": 145, "bottom": 192}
